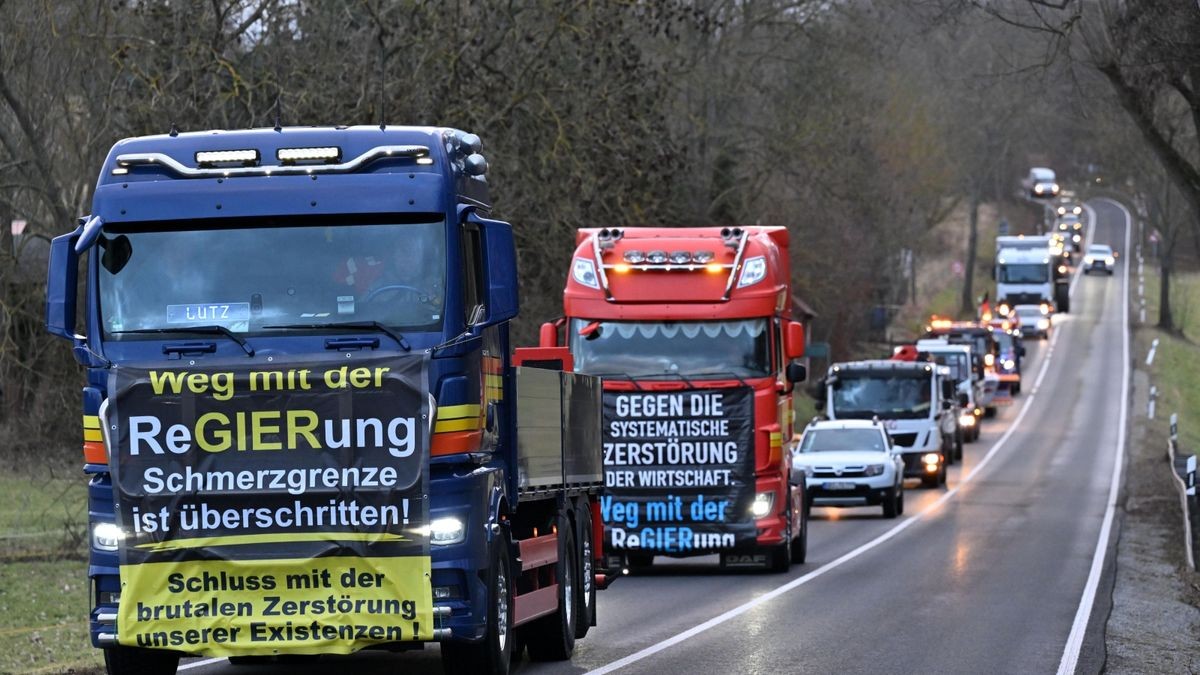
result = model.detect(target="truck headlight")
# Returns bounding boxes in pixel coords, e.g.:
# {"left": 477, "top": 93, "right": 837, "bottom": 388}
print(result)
{"left": 430, "top": 517, "right": 466, "bottom": 546}
{"left": 1003, "top": 359, "right": 1015, "bottom": 370}
{"left": 92, "top": 522, "right": 124, "bottom": 552}
{"left": 1037, "top": 319, "right": 1050, "bottom": 330}
{"left": 984, "top": 353, "right": 995, "bottom": 367}
{"left": 863, "top": 464, "right": 885, "bottom": 476}
{"left": 738, "top": 256, "right": 767, "bottom": 288}
{"left": 751, "top": 491, "right": 774, "bottom": 518}
{"left": 959, "top": 413, "right": 976, "bottom": 427}
{"left": 572, "top": 258, "right": 600, "bottom": 289}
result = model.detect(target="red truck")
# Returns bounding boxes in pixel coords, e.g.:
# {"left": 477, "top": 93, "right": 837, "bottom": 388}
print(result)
{"left": 540, "top": 227, "right": 809, "bottom": 572}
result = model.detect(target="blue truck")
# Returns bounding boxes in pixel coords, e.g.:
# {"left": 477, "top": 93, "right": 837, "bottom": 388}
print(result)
{"left": 45, "top": 126, "right": 606, "bottom": 674}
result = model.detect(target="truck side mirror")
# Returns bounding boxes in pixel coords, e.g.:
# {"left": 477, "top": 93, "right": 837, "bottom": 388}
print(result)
{"left": 941, "top": 379, "right": 955, "bottom": 400}
{"left": 469, "top": 212, "right": 518, "bottom": 325}
{"left": 785, "top": 321, "right": 806, "bottom": 359}
{"left": 786, "top": 361, "right": 807, "bottom": 384}
{"left": 45, "top": 229, "right": 82, "bottom": 340}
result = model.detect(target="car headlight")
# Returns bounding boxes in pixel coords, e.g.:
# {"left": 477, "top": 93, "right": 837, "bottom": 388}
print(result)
{"left": 1037, "top": 318, "right": 1050, "bottom": 330}
{"left": 1105, "top": 257, "right": 1115, "bottom": 265}
{"left": 921, "top": 452, "right": 941, "bottom": 465}
{"left": 430, "top": 517, "right": 467, "bottom": 546}
{"left": 998, "top": 303, "right": 1010, "bottom": 316}
{"left": 863, "top": 464, "right": 885, "bottom": 476}
{"left": 1084, "top": 256, "right": 1094, "bottom": 264}
{"left": 93, "top": 522, "right": 124, "bottom": 552}
{"left": 751, "top": 491, "right": 775, "bottom": 518}
{"left": 958, "top": 413, "right": 976, "bottom": 427}
{"left": 571, "top": 257, "right": 600, "bottom": 289}
{"left": 1073, "top": 234, "right": 1082, "bottom": 243}
{"left": 984, "top": 353, "right": 995, "bottom": 367}
{"left": 1039, "top": 303, "right": 1050, "bottom": 315}
{"left": 1003, "top": 359, "right": 1015, "bottom": 370}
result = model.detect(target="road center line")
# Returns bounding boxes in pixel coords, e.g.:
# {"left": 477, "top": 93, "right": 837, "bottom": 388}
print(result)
{"left": 585, "top": 275, "right": 1071, "bottom": 675}
{"left": 1056, "top": 198, "right": 1131, "bottom": 675}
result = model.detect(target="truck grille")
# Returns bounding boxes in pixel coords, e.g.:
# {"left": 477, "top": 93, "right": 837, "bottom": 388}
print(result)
{"left": 888, "top": 432, "right": 918, "bottom": 447}
{"left": 1005, "top": 292, "right": 1043, "bottom": 305}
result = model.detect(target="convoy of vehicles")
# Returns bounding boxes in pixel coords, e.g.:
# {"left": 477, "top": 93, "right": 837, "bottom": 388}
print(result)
{"left": 545, "top": 226, "right": 809, "bottom": 572}
{"left": 40, "top": 137, "right": 1091, "bottom": 675}
{"left": 792, "top": 420, "right": 906, "bottom": 518}
{"left": 46, "top": 127, "right": 611, "bottom": 675}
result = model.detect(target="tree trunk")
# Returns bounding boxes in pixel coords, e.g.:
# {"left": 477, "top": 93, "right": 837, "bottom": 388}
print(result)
{"left": 961, "top": 189, "right": 980, "bottom": 316}
{"left": 1158, "top": 255, "right": 1174, "bottom": 332}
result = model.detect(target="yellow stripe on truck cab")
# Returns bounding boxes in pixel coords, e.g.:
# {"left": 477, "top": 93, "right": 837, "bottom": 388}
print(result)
{"left": 436, "top": 404, "right": 481, "bottom": 421}
{"left": 83, "top": 415, "right": 100, "bottom": 429}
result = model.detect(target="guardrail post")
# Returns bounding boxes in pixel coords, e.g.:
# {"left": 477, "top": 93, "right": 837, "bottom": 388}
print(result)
{"left": 1148, "top": 386, "right": 1157, "bottom": 419}
{"left": 1171, "top": 413, "right": 1179, "bottom": 443}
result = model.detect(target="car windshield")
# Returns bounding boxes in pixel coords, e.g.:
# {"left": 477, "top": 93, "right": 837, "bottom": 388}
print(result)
{"left": 98, "top": 217, "right": 447, "bottom": 335}
{"left": 998, "top": 263, "right": 1048, "bottom": 283}
{"left": 830, "top": 373, "right": 932, "bottom": 419}
{"left": 1088, "top": 246, "right": 1111, "bottom": 255}
{"left": 569, "top": 318, "right": 771, "bottom": 378}
{"left": 1014, "top": 307, "right": 1041, "bottom": 318}
{"left": 798, "top": 428, "right": 887, "bottom": 454}
{"left": 993, "top": 332, "right": 1014, "bottom": 351}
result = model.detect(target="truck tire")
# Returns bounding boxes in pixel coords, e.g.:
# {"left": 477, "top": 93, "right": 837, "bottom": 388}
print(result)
{"left": 767, "top": 511, "right": 793, "bottom": 573}
{"left": 103, "top": 647, "right": 179, "bottom": 675}
{"left": 1055, "top": 283, "right": 1071, "bottom": 313}
{"left": 441, "top": 531, "right": 514, "bottom": 675}
{"left": 942, "top": 436, "right": 955, "bottom": 466}
{"left": 954, "top": 429, "right": 964, "bottom": 460}
{"left": 526, "top": 522, "right": 577, "bottom": 661}
{"left": 791, "top": 493, "right": 808, "bottom": 564}
{"left": 574, "top": 504, "right": 596, "bottom": 639}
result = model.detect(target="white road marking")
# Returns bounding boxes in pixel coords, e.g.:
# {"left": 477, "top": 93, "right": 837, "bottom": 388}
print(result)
{"left": 1146, "top": 338, "right": 1159, "bottom": 365}
{"left": 1056, "top": 197, "right": 1131, "bottom": 675}
{"left": 585, "top": 300, "right": 1069, "bottom": 675}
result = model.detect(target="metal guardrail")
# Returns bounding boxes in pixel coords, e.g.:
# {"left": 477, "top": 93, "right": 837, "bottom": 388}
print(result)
{"left": 1167, "top": 412, "right": 1197, "bottom": 570}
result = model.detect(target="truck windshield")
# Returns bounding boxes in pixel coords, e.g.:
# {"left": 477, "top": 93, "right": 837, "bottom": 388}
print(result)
{"left": 922, "top": 352, "right": 966, "bottom": 381}
{"left": 97, "top": 218, "right": 446, "bottom": 335}
{"left": 998, "top": 263, "right": 1048, "bottom": 283}
{"left": 569, "top": 318, "right": 771, "bottom": 378}
{"left": 830, "top": 373, "right": 932, "bottom": 419}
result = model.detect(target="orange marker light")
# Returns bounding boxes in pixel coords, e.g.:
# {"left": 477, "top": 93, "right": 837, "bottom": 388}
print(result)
{"left": 705, "top": 262, "right": 723, "bottom": 273}
{"left": 613, "top": 263, "right": 631, "bottom": 273}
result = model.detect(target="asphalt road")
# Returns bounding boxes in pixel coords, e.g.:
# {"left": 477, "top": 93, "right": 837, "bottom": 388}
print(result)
{"left": 179, "top": 199, "right": 1130, "bottom": 675}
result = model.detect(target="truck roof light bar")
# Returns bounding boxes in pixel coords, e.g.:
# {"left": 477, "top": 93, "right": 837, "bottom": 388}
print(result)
{"left": 195, "top": 149, "right": 259, "bottom": 166}
{"left": 276, "top": 146, "right": 341, "bottom": 163}
{"left": 113, "top": 144, "right": 430, "bottom": 178}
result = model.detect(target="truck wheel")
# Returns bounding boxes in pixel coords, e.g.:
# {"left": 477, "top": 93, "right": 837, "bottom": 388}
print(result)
{"left": 882, "top": 488, "right": 899, "bottom": 519}
{"left": 767, "top": 513, "right": 793, "bottom": 573}
{"left": 526, "top": 522, "right": 577, "bottom": 661}
{"left": 574, "top": 504, "right": 596, "bottom": 639}
{"left": 103, "top": 647, "right": 179, "bottom": 675}
{"left": 939, "top": 462, "right": 948, "bottom": 485}
{"left": 441, "top": 531, "right": 514, "bottom": 675}
{"left": 954, "top": 429, "right": 964, "bottom": 460}
{"left": 791, "top": 495, "right": 808, "bottom": 564}
{"left": 942, "top": 436, "right": 955, "bottom": 466}
{"left": 897, "top": 488, "right": 905, "bottom": 515}
{"left": 1055, "top": 284, "right": 1071, "bottom": 313}
{"left": 985, "top": 406, "right": 996, "bottom": 418}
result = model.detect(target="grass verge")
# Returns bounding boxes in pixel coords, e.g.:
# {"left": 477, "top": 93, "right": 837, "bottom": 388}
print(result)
{"left": 1138, "top": 266, "right": 1200, "bottom": 455}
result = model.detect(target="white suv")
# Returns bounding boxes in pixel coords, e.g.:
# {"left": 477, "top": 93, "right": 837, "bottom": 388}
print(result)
{"left": 1083, "top": 244, "right": 1116, "bottom": 275}
{"left": 793, "top": 420, "right": 905, "bottom": 518}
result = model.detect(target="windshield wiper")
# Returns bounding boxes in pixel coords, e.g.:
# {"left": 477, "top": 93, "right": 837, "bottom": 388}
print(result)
{"left": 113, "top": 326, "right": 255, "bottom": 356}
{"left": 263, "top": 321, "right": 411, "bottom": 351}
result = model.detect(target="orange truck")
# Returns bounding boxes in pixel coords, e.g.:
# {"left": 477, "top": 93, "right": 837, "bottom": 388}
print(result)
{"left": 540, "top": 227, "right": 810, "bottom": 572}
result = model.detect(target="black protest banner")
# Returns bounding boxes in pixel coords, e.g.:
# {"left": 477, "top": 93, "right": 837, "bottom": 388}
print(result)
{"left": 106, "top": 353, "right": 432, "bottom": 656}
{"left": 599, "top": 387, "right": 756, "bottom": 554}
